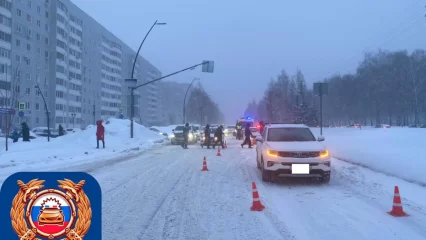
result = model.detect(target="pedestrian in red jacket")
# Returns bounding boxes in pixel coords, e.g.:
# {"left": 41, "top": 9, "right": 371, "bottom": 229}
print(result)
{"left": 96, "top": 120, "right": 105, "bottom": 148}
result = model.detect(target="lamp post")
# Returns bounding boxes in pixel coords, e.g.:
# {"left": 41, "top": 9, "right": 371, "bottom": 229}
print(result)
{"left": 128, "top": 20, "right": 166, "bottom": 138}
{"left": 126, "top": 61, "right": 214, "bottom": 138}
{"left": 71, "top": 113, "right": 76, "bottom": 128}
{"left": 183, "top": 77, "right": 200, "bottom": 124}
{"left": 35, "top": 84, "right": 50, "bottom": 142}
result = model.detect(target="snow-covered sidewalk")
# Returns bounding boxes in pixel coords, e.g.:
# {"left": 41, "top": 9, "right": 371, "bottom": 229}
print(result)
{"left": 311, "top": 127, "right": 426, "bottom": 185}
{"left": 0, "top": 119, "right": 165, "bottom": 183}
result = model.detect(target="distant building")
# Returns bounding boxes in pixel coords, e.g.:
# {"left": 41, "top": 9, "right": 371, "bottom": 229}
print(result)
{"left": 0, "top": 0, "right": 163, "bottom": 131}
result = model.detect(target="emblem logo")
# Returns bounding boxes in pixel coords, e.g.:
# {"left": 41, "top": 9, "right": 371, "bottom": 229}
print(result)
{"left": 10, "top": 179, "right": 92, "bottom": 240}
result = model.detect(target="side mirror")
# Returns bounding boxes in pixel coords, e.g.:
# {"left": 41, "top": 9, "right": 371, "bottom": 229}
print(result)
{"left": 317, "top": 136, "right": 325, "bottom": 142}
{"left": 172, "top": 129, "right": 175, "bottom": 132}
{"left": 256, "top": 136, "right": 263, "bottom": 142}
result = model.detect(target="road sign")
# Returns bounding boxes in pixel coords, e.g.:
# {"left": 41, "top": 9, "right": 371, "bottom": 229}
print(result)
{"left": 0, "top": 108, "right": 15, "bottom": 115}
{"left": 119, "top": 113, "right": 124, "bottom": 119}
{"left": 18, "top": 111, "right": 24, "bottom": 118}
{"left": 202, "top": 61, "right": 214, "bottom": 73}
{"left": 18, "top": 102, "right": 25, "bottom": 111}
{"left": 314, "top": 82, "right": 329, "bottom": 96}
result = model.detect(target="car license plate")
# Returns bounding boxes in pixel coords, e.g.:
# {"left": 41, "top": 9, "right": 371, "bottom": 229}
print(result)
{"left": 291, "top": 164, "right": 310, "bottom": 174}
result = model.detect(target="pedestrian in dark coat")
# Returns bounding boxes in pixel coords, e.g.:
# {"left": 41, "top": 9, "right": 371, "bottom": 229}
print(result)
{"left": 182, "top": 123, "right": 190, "bottom": 149}
{"left": 58, "top": 124, "right": 64, "bottom": 136}
{"left": 241, "top": 125, "right": 254, "bottom": 148}
{"left": 12, "top": 129, "right": 19, "bottom": 143}
{"left": 212, "top": 125, "right": 224, "bottom": 149}
{"left": 204, "top": 124, "right": 211, "bottom": 149}
{"left": 96, "top": 120, "right": 105, "bottom": 148}
{"left": 21, "top": 122, "right": 30, "bottom": 142}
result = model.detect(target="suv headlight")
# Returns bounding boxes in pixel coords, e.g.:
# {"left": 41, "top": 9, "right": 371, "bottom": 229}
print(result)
{"left": 267, "top": 150, "right": 278, "bottom": 157}
{"left": 189, "top": 133, "right": 193, "bottom": 139}
{"left": 170, "top": 133, "right": 175, "bottom": 138}
{"left": 320, "top": 150, "right": 329, "bottom": 158}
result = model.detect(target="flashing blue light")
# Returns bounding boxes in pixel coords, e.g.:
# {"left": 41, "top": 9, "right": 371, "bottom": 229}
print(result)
{"left": 246, "top": 116, "right": 252, "bottom": 120}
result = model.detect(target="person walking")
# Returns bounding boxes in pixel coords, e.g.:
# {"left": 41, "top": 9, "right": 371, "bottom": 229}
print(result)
{"left": 212, "top": 125, "right": 224, "bottom": 149}
{"left": 204, "top": 124, "right": 211, "bottom": 149}
{"left": 12, "top": 129, "right": 19, "bottom": 143}
{"left": 241, "top": 124, "right": 254, "bottom": 148}
{"left": 21, "top": 122, "right": 30, "bottom": 142}
{"left": 182, "top": 123, "right": 190, "bottom": 149}
{"left": 96, "top": 120, "right": 105, "bottom": 149}
{"left": 58, "top": 124, "right": 64, "bottom": 136}
{"left": 236, "top": 123, "right": 242, "bottom": 140}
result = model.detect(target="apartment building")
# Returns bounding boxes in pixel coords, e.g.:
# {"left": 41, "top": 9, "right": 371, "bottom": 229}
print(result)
{"left": 0, "top": 0, "right": 162, "bottom": 131}
{"left": 0, "top": 0, "right": 12, "bottom": 131}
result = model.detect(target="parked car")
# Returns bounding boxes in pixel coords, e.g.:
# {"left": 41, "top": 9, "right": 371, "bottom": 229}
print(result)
{"left": 375, "top": 124, "right": 390, "bottom": 128}
{"left": 255, "top": 124, "right": 331, "bottom": 183}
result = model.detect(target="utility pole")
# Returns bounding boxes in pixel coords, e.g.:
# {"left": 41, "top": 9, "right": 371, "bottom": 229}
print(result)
{"left": 314, "top": 82, "right": 328, "bottom": 136}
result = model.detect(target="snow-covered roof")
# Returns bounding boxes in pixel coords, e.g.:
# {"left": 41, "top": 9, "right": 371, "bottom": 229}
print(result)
{"left": 266, "top": 124, "right": 309, "bottom": 128}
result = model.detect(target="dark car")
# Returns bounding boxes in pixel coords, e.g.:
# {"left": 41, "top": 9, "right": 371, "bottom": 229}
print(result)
{"left": 200, "top": 127, "right": 225, "bottom": 148}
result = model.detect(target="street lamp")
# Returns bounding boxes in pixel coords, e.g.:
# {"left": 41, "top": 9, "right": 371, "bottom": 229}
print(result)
{"left": 71, "top": 113, "right": 76, "bottom": 128}
{"left": 126, "top": 60, "right": 214, "bottom": 138}
{"left": 183, "top": 77, "right": 200, "bottom": 124}
{"left": 128, "top": 20, "right": 166, "bottom": 138}
{"left": 35, "top": 84, "right": 50, "bottom": 142}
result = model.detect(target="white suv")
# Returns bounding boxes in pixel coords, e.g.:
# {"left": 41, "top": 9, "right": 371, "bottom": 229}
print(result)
{"left": 255, "top": 124, "right": 331, "bottom": 183}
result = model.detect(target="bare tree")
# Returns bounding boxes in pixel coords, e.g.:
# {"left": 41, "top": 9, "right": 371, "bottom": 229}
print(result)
{"left": 0, "top": 64, "right": 20, "bottom": 151}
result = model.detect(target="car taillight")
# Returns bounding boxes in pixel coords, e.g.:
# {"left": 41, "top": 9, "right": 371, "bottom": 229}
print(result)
{"left": 267, "top": 150, "right": 278, "bottom": 157}
{"left": 320, "top": 150, "right": 329, "bottom": 158}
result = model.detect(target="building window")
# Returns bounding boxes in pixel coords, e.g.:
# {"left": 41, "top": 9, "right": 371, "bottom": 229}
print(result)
{"left": 0, "top": 31, "right": 11, "bottom": 43}
{"left": 0, "top": 14, "right": 12, "bottom": 27}
{"left": 17, "top": 9, "right": 22, "bottom": 17}
{"left": 36, "top": 103, "right": 40, "bottom": 110}
{"left": 16, "top": 24, "right": 21, "bottom": 33}
{"left": 45, "top": 37, "right": 48, "bottom": 45}
{"left": 45, "top": 24, "right": 48, "bottom": 32}
{"left": 25, "top": 102, "right": 30, "bottom": 109}
{"left": 24, "top": 57, "right": 31, "bottom": 66}
{"left": 27, "top": 14, "right": 32, "bottom": 22}
{"left": 16, "top": 55, "right": 20, "bottom": 62}
{"left": 25, "top": 72, "right": 31, "bottom": 81}
{"left": 37, "top": 47, "right": 41, "bottom": 55}
{"left": 36, "top": 117, "right": 39, "bottom": 124}
{"left": 37, "top": 6, "right": 41, "bottom": 13}
{"left": 15, "top": 39, "right": 20, "bottom": 47}
{"left": 45, "top": 11, "right": 49, "bottom": 18}
{"left": 26, "top": 88, "right": 30, "bottom": 95}
{"left": 26, "top": 43, "right": 31, "bottom": 51}
{"left": 36, "top": 33, "right": 40, "bottom": 40}
{"left": 37, "top": 20, "right": 40, "bottom": 27}
{"left": 0, "top": 0, "right": 12, "bottom": 10}
{"left": 0, "top": 47, "right": 10, "bottom": 58}
{"left": 55, "top": 91, "right": 64, "bottom": 98}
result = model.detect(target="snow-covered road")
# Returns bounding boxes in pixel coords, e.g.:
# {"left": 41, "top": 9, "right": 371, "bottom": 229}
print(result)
{"left": 51, "top": 138, "right": 426, "bottom": 240}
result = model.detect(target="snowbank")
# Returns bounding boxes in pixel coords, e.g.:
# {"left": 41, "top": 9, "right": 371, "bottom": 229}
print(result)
{"left": 0, "top": 119, "right": 165, "bottom": 181}
{"left": 151, "top": 125, "right": 179, "bottom": 135}
{"left": 311, "top": 127, "right": 426, "bottom": 185}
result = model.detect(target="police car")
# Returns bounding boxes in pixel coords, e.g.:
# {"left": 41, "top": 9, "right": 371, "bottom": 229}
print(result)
{"left": 255, "top": 124, "right": 331, "bottom": 183}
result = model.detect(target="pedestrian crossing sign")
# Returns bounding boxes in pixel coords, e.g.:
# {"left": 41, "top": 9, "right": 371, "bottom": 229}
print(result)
{"left": 18, "top": 102, "right": 25, "bottom": 111}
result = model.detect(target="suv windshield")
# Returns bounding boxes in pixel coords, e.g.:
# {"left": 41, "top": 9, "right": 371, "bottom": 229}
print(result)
{"left": 193, "top": 126, "right": 199, "bottom": 131}
{"left": 227, "top": 126, "right": 236, "bottom": 129}
{"left": 174, "top": 126, "right": 185, "bottom": 131}
{"left": 267, "top": 128, "right": 316, "bottom": 142}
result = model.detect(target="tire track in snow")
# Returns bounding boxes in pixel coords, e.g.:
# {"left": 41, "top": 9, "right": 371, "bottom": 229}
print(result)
{"left": 238, "top": 148, "right": 296, "bottom": 240}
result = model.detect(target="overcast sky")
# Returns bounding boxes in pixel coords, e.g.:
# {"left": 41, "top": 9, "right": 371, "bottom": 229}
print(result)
{"left": 72, "top": 0, "right": 426, "bottom": 123}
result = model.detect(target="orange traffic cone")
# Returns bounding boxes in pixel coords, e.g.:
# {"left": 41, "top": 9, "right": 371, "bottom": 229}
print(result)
{"left": 216, "top": 146, "right": 222, "bottom": 156}
{"left": 201, "top": 157, "right": 209, "bottom": 171}
{"left": 388, "top": 186, "right": 408, "bottom": 217}
{"left": 250, "top": 182, "right": 265, "bottom": 211}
